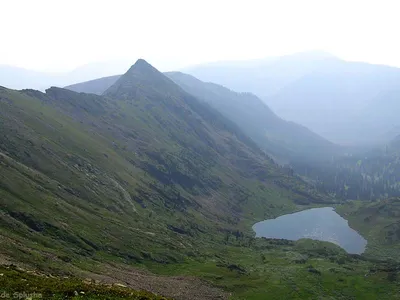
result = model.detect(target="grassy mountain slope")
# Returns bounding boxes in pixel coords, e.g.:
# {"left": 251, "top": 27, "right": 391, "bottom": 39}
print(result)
{"left": 166, "top": 71, "right": 338, "bottom": 163}
{"left": 0, "top": 265, "right": 169, "bottom": 300}
{"left": 0, "top": 60, "right": 338, "bottom": 296}
{"left": 337, "top": 198, "right": 400, "bottom": 261}
{"left": 1, "top": 60, "right": 399, "bottom": 299}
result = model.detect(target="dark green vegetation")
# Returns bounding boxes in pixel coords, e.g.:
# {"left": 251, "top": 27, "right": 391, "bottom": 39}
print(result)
{"left": 0, "top": 265, "right": 169, "bottom": 299}
{"left": 337, "top": 198, "right": 400, "bottom": 261}
{"left": 166, "top": 71, "right": 338, "bottom": 163}
{"left": 1, "top": 59, "right": 400, "bottom": 299}
{"left": 293, "top": 136, "right": 400, "bottom": 200}
{"left": 154, "top": 238, "right": 400, "bottom": 300}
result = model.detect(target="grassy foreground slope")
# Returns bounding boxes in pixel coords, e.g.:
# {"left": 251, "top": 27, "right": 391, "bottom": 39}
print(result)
{"left": 0, "top": 60, "right": 399, "bottom": 299}
{"left": 0, "top": 265, "right": 169, "bottom": 300}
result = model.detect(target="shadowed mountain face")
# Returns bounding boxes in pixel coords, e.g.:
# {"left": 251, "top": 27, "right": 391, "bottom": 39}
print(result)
{"left": 183, "top": 52, "right": 400, "bottom": 146}
{"left": 166, "top": 72, "right": 339, "bottom": 163}
{"left": 0, "top": 59, "right": 332, "bottom": 270}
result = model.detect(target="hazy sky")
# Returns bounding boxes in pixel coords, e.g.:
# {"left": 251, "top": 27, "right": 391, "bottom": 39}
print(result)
{"left": 1, "top": 0, "right": 400, "bottom": 72}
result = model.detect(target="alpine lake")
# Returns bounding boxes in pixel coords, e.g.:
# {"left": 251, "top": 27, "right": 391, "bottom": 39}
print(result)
{"left": 253, "top": 207, "right": 367, "bottom": 254}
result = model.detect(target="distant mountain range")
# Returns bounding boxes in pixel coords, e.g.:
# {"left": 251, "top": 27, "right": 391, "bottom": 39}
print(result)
{"left": 65, "top": 74, "right": 121, "bottom": 94}
{"left": 165, "top": 72, "right": 338, "bottom": 162}
{"left": 0, "top": 60, "right": 131, "bottom": 91}
{"left": 184, "top": 51, "right": 400, "bottom": 146}
{"left": 183, "top": 51, "right": 336, "bottom": 98}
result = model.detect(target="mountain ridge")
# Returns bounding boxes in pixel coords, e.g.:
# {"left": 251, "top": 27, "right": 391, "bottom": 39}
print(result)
{"left": 64, "top": 67, "right": 337, "bottom": 163}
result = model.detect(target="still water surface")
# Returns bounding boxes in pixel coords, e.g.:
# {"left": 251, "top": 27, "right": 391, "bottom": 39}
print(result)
{"left": 252, "top": 207, "right": 367, "bottom": 254}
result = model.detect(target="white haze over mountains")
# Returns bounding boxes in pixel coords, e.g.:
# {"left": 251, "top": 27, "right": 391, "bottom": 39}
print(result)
{"left": 0, "top": 60, "right": 133, "bottom": 91}
{"left": 2, "top": 0, "right": 400, "bottom": 71}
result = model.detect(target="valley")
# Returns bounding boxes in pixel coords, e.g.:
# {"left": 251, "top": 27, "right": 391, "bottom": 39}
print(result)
{"left": 1, "top": 56, "right": 400, "bottom": 299}
{"left": 4, "top": 0, "right": 400, "bottom": 298}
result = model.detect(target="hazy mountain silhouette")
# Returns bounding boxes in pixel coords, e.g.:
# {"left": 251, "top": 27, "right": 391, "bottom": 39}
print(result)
{"left": 183, "top": 51, "right": 337, "bottom": 98}
{"left": 166, "top": 71, "right": 339, "bottom": 163}
{"left": 184, "top": 51, "right": 400, "bottom": 145}
{"left": 0, "top": 60, "right": 131, "bottom": 90}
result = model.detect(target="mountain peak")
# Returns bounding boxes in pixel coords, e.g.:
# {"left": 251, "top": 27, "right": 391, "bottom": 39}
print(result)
{"left": 127, "top": 58, "right": 153, "bottom": 72}
{"left": 134, "top": 58, "right": 149, "bottom": 65}
{"left": 103, "top": 59, "right": 180, "bottom": 98}
{"left": 120, "top": 59, "right": 160, "bottom": 79}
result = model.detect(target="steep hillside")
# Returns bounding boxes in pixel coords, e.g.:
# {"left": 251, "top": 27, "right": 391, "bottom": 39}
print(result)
{"left": 0, "top": 60, "right": 356, "bottom": 299}
{"left": 166, "top": 72, "right": 338, "bottom": 163}
{"left": 1, "top": 60, "right": 399, "bottom": 299}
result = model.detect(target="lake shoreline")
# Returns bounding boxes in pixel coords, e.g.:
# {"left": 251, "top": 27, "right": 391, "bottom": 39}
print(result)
{"left": 252, "top": 207, "right": 367, "bottom": 254}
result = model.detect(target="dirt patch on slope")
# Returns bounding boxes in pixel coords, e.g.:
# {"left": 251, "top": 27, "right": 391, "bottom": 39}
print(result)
{"left": 82, "top": 264, "right": 230, "bottom": 300}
